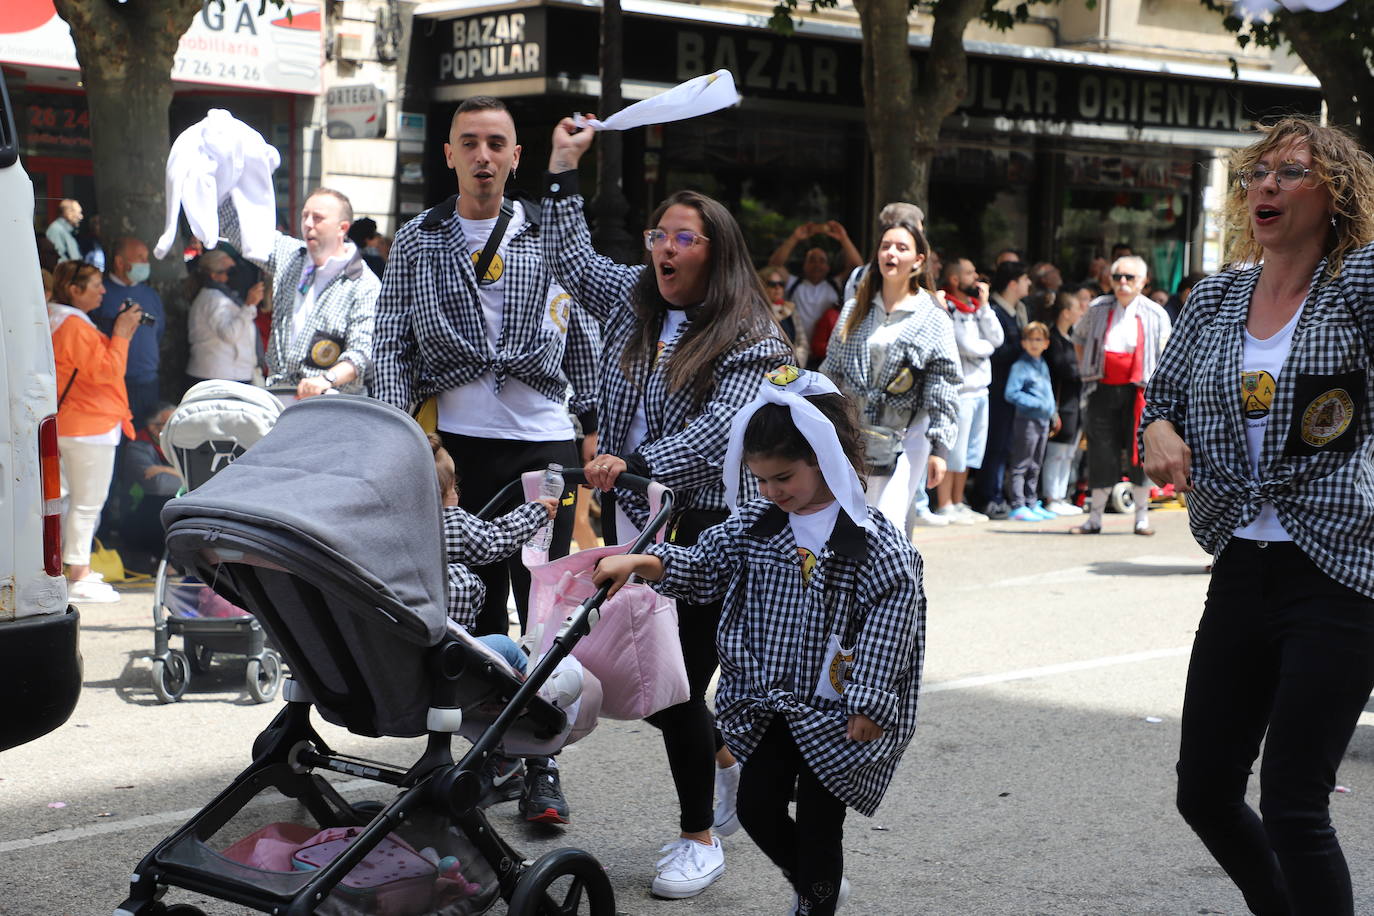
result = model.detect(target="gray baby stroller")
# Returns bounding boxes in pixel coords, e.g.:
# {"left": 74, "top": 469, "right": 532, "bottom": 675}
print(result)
{"left": 116, "top": 395, "right": 673, "bottom": 915}
{"left": 150, "top": 380, "right": 285, "bottom": 703}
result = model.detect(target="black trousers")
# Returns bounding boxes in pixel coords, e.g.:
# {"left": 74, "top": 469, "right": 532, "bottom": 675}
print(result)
{"left": 629, "top": 507, "right": 729, "bottom": 835}
{"left": 971, "top": 372, "right": 1014, "bottom": 508}
{"left": 439, "top": 432, "right": 579, "bottom": 637}
{"left": 1084, "top": 382, "right": 1146, "bottom": 488}
{"left": 737, "top": 717, "right": 848, "bottom": 915}
{"left": 1177, "top": 538, "right": 1374, "bottom": 916}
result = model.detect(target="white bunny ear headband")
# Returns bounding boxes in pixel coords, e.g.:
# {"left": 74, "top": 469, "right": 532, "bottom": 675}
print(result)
{"left": 722, "top": 366, "right": 873, "bottom": 531}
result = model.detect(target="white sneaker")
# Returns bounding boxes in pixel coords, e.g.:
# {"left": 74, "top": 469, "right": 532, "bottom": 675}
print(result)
{"left": 910, "top": 508, "right": 949, "bottom": 527}
{"left": 789, "top": 876, "right": 851, "bottom": 913}
{"left": 1046, "top": 500, "right": 1083, "bottom": 516}
{"left": 68, "top": 578, "right": 119, "bottom": 604}
{"left": 933, "top": 504, "right": 974, "bottom": 526}
{"left": 651, "top": 837, "right": 725, "bottom": 899}
{"left": 954, "top": 503, "right": 989, "bottom": 523}
{"left": 713, "top": 762, "right": 741, "bottom": 836}
{"left": 538, "top": 658, "right": 584, "bottom": 710}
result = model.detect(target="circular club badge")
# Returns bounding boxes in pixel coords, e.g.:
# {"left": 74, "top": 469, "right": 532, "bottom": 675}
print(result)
{"left": 1300, "top": 388, "right": 1355, "bottom": 448}
{"left": 310, "top": 337, "right": 342, "bottom": 368}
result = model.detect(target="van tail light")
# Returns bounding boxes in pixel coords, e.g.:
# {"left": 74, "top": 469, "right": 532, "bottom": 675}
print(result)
{"left": 39, "top": 415, "right": 62, "bottom": 577}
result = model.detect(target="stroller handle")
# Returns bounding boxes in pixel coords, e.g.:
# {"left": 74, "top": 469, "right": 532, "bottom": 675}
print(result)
{"left": 476, "top": 470, "right": 675, "bottom": 555}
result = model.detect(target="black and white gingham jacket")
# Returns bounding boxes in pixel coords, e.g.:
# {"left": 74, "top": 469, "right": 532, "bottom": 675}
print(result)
{"left": 442, "top": 502, "right": 546, "bottom": 626}
{"left": 647, "top": 500, "right": 924, "bottom": 817}
{"left": 370, "top": 196, "right": 599, "bottom": 429}
{"left": 819, "top": 290, "right": 962, "bottom": 454}
{"left": 217, "top": 201, "right": 379, "bottom": 392}
{"left": 1143, "top": 243, "right": 1374, "bottom": 598}
{"left": 541, "top": 175, "right": 792, "bottom": 527}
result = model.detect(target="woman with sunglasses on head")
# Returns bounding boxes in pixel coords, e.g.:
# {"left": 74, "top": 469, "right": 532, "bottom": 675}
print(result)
{"left": 1143, "top": 118, "right": 1374, "bottom": 916}
{"left": 819, "top": 212, "right": 962, "bottom": 534}
{"left": 1070, "top": 253, "right": 1173, "bottom": 535}
{"left": 543, "top": 118, "right": 792, "bottom": 900}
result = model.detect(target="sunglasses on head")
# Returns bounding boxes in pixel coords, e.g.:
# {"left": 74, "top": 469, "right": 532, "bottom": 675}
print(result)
{"left": 1111, "top": 273, "right": 1137, "bottom": 282}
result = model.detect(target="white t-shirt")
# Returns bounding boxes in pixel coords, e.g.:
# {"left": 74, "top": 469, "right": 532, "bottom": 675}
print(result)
{"left": 623, "top": 308, "right": 689, "bottom": 456}
{"left": 438, "top": 203, "right": 575, "bottom": 440}
{"left": 788, "top": 500, "right": 841, "bottom": 586}
{"left": 1234, "top": 306, "right": 1301, "bottom": 542}
{"left": 787, "top": 274, "right": 841, "bottom": 341}
{"left": 290, "top": 244, "right": 354, "bottom": 347}
{"left": 1103, "top": 302, "right": 1139, "bottom": 354}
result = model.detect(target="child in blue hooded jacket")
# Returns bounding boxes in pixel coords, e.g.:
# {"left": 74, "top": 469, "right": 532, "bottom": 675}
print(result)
{"left": 1004, "top": 321, "right": 1058, "bottom": 521}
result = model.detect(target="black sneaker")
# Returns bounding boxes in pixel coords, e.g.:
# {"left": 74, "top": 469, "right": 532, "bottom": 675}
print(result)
{"left": 520, "top": 758, "right": 570, "bottom": 824}
{"left": 477, "top": 754, "right": 524, "bottom": 808}
{"left": 984, "top": 501, "right": 1011, "bottom": 521}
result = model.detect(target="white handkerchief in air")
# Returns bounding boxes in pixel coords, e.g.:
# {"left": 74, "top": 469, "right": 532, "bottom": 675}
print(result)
{"left": 572, "top": 70, "right": 740, "bottom": 132}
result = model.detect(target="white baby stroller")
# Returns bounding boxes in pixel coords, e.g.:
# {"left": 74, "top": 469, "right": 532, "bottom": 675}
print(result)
{"left": 150, "top": 380, "right": 285, "bottom": 703}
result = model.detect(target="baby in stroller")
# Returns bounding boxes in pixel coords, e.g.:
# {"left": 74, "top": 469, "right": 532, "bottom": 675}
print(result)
{"left": 428, "top": 435, "right": 576, "bottom": 825}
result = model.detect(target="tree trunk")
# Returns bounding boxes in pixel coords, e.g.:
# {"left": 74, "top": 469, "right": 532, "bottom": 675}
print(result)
{"left": 908, "top": 0, "right": 984, "bottom": 215}
{"left": 854, "top": 0, "right": 917, "bottom": 219}
{"left": 1281, "top": 11, "right": 1374, "bottom": 153}
{"left": 52, "top": 0, "right": 201, "bottom": 283}
{"left": 592, "top": 0, "right": 636, "bottom": 263}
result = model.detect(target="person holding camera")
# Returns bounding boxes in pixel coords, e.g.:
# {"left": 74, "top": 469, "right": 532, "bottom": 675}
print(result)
{"left": 185, "top": 249, "right": 266, "bottom": 393}
{"left": 48, "top": 260, "right": 143, "bottom": 603}
{"left": 92, "top": 237, "right": 165, "bottom": 428}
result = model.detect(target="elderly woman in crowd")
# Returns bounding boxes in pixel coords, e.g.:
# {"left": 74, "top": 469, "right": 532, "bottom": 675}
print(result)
{"left": 48, "top": 260, "right": 142, "bottom": 603}
{"left": 1144, "top": 117, "right": 1374, "bottom": 916}
{"left": 820, "top": 211, "right": 961, "bottom": 533}
{"left": 185, "top": 248, "right": 265, "bottom": 393}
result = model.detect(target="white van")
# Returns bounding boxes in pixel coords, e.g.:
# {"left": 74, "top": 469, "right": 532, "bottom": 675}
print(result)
{"left": 0, "top": 72, "right": 82, "bottom": 751}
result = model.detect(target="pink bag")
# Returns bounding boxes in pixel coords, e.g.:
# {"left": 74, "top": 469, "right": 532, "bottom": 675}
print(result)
{"left": 522, "top": 473, "right": 689, "bottom": 720}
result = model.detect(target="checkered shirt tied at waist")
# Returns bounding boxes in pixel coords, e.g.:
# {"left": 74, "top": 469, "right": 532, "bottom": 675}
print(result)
{"left": 1143, "top": 242, "right": 1374, "bottom": 598}
{"left": 541, "top": 176, "right": 793, "bottom": 529}
{"left": 646, "top": 500, "right": 924, "bottom": 817}
{"left": 217, "top": 200, "right": 379, "bottom": 391}
{"left": 369, "top": 195, "right": 599, "bottom": 426}
{"left": 818, "top": 290, "right": 963, "bottom": 454}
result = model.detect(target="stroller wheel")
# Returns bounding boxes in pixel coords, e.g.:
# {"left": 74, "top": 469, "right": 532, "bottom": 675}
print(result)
{"left": 188, "top": 644, "right": 214, "bottom": 675}
{"left": 246, "top": 650, "right": 282, "bottom": 704}
{"left": 152, "top": 650, "right": 191, "bottom": 704}
{"left": 508, "top": 847, "right": 614, "bottom": 916}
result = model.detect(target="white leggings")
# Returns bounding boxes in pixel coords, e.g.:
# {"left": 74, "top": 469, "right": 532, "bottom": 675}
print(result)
{"left": 58, "top": 437, "right": 117, "bottom": 566}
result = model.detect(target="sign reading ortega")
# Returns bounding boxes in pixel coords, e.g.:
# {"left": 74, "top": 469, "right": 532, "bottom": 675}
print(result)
{"left": 438, "top": 12, "right": 540, "bottom": 82}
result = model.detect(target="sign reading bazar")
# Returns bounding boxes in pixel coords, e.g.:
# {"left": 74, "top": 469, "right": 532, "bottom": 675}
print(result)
{"left": 437, "top": 11, "right": 543, "bottom": 83}
{"left": 422, "top": 5, "right": 1318, "bottom": 131}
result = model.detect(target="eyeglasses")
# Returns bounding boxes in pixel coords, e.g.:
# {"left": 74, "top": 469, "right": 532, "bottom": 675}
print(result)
{"left": 1111, "top": 273, "right": 1138, "bottom": 282}
{"left": 644, "top": 229, "right": 710, "bottom": 251}
{"left": 1239, "top": 165, "right": 1313, "bottom": 191}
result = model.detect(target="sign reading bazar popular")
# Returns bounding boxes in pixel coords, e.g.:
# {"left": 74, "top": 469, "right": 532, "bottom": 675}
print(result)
{"left": 425, "top": 5, "right": 1318, "bottom": 130}
{"left": 437, "top": 11, "right": 542, "bottom": 83}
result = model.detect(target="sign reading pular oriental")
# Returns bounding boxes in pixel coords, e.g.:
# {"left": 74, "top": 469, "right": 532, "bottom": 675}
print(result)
{"left": 0, "top": 0, "right": 321, "bottom": 96}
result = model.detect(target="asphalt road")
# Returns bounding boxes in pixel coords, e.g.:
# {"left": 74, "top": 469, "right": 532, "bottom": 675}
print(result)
{"left": 5, "top": 505, "right": 1374, "bottom": 915}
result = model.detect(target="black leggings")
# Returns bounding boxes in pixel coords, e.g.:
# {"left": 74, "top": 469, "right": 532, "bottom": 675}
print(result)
{"left": 440, "top": 433, "right": 579, "bottom": 637}
{"left": 633, "top": 507, "right": 728, "bottom": 835}
{"left": 1176, "top": 538, "right": 1374, "bottom": 916}
{"left": 737, "top": 717, "right": 848, "bottom": 915}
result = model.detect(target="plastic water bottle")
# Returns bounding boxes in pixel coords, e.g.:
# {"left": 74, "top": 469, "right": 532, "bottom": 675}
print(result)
{"left": 527, "top": 463, "right": 564, "bottom": 551}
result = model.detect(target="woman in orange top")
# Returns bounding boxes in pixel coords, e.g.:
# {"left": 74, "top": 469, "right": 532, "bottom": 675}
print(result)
{"left": 48, "top": 260, "right": 143, "bottom": 603}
